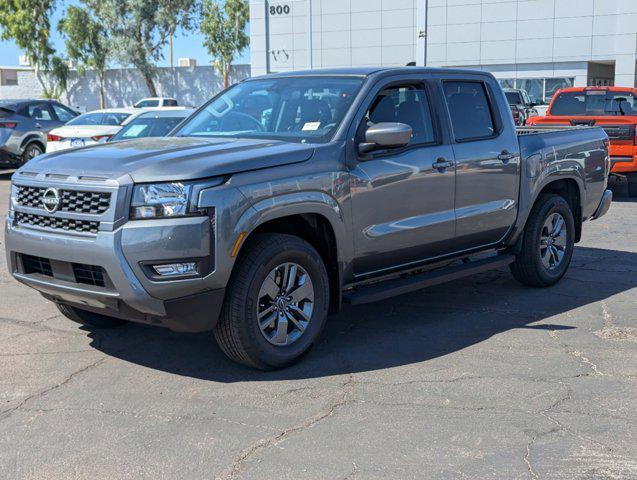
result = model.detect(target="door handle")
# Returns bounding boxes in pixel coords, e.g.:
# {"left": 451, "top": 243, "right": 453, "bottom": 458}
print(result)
{"left": 432, "top": 158, "right": 453, "bottom": 172}
{"left": 498, "top": 150, "right": 517, "bottom": 163}
{"left": 35, "top": 123, "right": 42, "bottom": 129}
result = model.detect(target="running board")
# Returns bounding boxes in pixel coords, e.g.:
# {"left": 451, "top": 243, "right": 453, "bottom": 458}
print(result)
{"left": 344, "top": 254, "right": 515, "bottom": 305}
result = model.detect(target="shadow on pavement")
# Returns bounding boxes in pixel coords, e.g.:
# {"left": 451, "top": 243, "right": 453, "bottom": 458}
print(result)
{"left": 84, "top": 246, "right": 636, "bottom": 382}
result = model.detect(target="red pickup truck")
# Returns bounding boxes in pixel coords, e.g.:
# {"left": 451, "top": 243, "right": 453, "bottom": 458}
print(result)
{"left": 527, "top": 86, "right": 637, "bottom": 194}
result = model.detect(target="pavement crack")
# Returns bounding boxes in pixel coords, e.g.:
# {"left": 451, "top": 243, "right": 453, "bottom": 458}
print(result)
{"left": 548, "top": 330, "right": 606, "bottom": 376}
{"left": 0, "top": 355, "right": 107, "bottom": 422}
{"left": 217, "top": 375, "right": 357, "bottom": 480}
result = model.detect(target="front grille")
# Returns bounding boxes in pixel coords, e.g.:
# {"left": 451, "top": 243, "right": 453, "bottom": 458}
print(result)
{"left": 22, "top": 254, "right": 53, "bottom": 277}
{"left": 16, "top": 212, "right": 99, "bottom": 234}
{"left": 72, "top": 263, "right": 106, "bottom": 287}
{"left": 16, "top": 185, "right": 111, "bottom": 214}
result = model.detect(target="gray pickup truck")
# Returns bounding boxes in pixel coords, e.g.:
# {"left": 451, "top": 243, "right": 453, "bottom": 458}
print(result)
{"left": 5, "top": 67, "right": 612, "bottom": 369}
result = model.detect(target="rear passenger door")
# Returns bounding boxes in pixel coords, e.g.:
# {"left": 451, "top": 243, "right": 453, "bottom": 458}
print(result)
{"left": 349, "top": 79, "right": 457, "bottom": 276}
{"left": 441, "top": 77, "right": 520, "bottom": 250}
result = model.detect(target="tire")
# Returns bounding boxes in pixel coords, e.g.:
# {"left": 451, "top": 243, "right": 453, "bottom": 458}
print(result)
{"left": 21, "top": 142, "right": 43, "bottom": 164}
{"left": 214, "top": 233, "right": 330, "bottom": 370}
{"left": 628, "top": 173, "right": 637, "bottom": 198}
{"left": 56, "top": 303, "right": 127, "bottom": 328}
{"left": 510, "top": 194, "right": 575, "bottom": 287}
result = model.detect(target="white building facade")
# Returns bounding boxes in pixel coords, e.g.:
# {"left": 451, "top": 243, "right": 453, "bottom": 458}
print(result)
{"left": 250, "top": 0, "right": 637, "bottom": 103}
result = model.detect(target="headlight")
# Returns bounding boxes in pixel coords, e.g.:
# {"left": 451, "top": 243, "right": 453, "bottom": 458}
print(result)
{"left": 130, "top": 182, "right": 195, "bottom": 219}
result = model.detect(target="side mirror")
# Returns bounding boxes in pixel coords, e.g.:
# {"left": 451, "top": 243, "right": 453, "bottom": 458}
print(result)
{"left": 358, "top": 122, "right": 412, "bottom": 154}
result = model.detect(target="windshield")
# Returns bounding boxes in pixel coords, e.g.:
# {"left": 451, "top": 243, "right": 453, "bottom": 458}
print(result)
{"left": 505, "top": 91, "right": 523, "bottom": 105}
{"left": 174, "top": 77, "right": 363, "bottom": 143}
{"left": 550, "top": 90, "right": 637, "bottom": 116}
{"left": 66, "top": 112, "right": 131, "bottom": 126}
{"left": 111, "top": 115, "right": 186, "bottom": 141}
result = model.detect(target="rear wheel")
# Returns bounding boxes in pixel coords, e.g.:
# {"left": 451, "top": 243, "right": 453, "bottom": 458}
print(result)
{"left": 56, "top": 303, "right": 127, "bottom": 328}
{"left": 21, "top": 142, "right": 43, "bottom": 165}
{"left": 628, "top": 173, "right": 637, "bottom": 198}
{"left": 214, "top": 233, "right": 329, "bottom": 370}
{"left": 510, "top": 194, "right": 575, "bottom": 287}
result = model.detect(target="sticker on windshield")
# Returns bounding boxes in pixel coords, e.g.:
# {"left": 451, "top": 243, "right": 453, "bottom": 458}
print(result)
{"left": 302, "top": 122, "right": 321, "bottom": 131}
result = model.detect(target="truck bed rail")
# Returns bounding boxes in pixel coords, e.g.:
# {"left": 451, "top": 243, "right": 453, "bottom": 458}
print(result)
{"left": 516, "top": 125, "right": 594, "bottom": 136}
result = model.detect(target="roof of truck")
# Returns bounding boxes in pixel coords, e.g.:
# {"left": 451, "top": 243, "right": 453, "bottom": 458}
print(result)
{"left": 254, "top": 66, "right": 493, "bottom": 79}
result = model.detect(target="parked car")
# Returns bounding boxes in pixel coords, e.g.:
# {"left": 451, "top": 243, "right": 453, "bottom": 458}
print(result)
{"left": 527, "top": 86, "right": 637, "bottom": 195}
{"left": 6, "top": 67, "right": 611, "bottom": 370}
{"left": 46, "top": 108, "right": 142, "bottom": 152}
{"left": 109, "top": 109, "right": 191, "bottom": 142}
{"left": 504, "top": 88, "right": 539, "bottom": 125}
{"left": 0, "top": 99, "right": 79, "bottom": 167}
{"left": 133, "top": 97, "right": 179, "bottom": 108}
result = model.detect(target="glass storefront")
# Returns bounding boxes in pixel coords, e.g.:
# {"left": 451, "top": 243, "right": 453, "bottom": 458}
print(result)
{"left": 497, "top": 77, "right": 575, "bottom": 104}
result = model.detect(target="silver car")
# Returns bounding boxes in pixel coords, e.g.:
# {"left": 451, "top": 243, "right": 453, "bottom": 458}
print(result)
{"left": 0, "top": 99, "right": 79, "bottom": 168}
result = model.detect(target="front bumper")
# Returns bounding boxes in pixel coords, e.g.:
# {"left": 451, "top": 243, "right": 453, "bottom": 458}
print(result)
{"left": 5, "top": 172, "right": 224, "bottom": 332}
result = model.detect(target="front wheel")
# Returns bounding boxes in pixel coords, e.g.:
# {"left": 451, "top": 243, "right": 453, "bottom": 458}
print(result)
{"left": 214, "top": 233, "right": 330, "bottom": 370}
{"left": 510, "top": 194, "right": 575, "bottom": 287}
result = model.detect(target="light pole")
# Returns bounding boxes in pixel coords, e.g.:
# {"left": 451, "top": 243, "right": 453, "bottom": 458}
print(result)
{"left": 307, "top": 0, "right": 313, "bottom": 69}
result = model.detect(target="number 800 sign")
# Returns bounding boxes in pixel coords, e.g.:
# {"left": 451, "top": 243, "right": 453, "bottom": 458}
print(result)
{"left": 269, "top": 4, "right": 290, "bottom": 15}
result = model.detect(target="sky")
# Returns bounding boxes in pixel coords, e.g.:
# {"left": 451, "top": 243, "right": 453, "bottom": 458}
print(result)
{"left": 0, "top": 0, "right": 250, "bottom": 68}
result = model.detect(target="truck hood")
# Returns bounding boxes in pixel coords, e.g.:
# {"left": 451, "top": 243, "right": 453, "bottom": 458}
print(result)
{"left": 24, "top": 136, "right": 316, "bottom": 183}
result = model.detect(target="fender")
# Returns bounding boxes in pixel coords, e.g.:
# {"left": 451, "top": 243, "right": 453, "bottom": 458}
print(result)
{"left": 233, "top": 190, "right": 350, "bottom": 265}
{"left": 506, "top": 151, "right": 586, "bottom": 247}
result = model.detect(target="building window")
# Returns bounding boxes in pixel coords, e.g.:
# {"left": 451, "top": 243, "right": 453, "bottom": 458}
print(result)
{"left": 1, "top": 69, "right": 18, "bottom": 86}
{"left": 498, "top": 77, "right": 575, "bottom": 104}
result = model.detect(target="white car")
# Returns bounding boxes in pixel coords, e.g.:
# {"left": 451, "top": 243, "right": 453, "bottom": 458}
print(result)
{"left": 133, "top": 97, "right": 179, "bottom": 108}
{"left": 46, "top": 108, "right": 141, "bottom": 152}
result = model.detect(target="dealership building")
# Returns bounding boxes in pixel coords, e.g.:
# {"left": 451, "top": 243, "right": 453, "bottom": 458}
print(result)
{"left": 249, "top": 0, "right": 637, "bottom": 103}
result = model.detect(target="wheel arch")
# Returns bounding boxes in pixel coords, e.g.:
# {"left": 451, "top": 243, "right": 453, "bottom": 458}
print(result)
{"left": 534, "top": 177, "right": 583, "bottom": 242}
{"left": 231, "top": 193, "right": 349, "bottom": 314}
{"left": 20, "top": 135, "right": 45, "bottom": 154}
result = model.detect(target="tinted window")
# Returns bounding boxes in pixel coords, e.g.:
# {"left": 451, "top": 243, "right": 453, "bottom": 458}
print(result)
{"left": 111, "top": 116, "right": 185, "bottom": 141}
{"left": 365, "top": 85, "right": 435, "bottom": 145}
{"left": 175, "top": 77, "right": 363, "bottom": 144}
{"left": 27, "top": 103, "right": 53, "bottom": 121}
{"left": 52, "top": 103, "right": 76, "bottom": 122}
{"left": 550, "top": 91, "right": 637, "bottom": 116}
{"left": 136, "top": 99, "right": 160, "bottom": 108}
{"left": 163, "top": 99, "right": 178, "bottom": 106}
{"left": 505, "top": 91, "right": 523, "bottom": 105}
{"left": 444, "top": 82, "right": 496, "bottom": 141}
{"left": 67, "top": 112, "right": 131, "bottom": 126}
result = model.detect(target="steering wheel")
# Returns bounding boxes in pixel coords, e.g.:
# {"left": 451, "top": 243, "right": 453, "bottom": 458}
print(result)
{"left": 219, "top": 111, "right": 264, "bottom": 132}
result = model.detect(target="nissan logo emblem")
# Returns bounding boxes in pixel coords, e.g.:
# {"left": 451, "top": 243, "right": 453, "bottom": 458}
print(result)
{"left": 42, "top": 188, "right": 61, "bottom": 213}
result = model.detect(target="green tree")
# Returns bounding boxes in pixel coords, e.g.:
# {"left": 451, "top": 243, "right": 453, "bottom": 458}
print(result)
{"left": 200, "top": 0, "right": 249, "bottom": 88}
{"left": 86, "top": 0, "right": 197, "bottom": 97}
{"left": 59, "top": 5, "right": 110, "bottom": 108}
{"left": 0, "top": 0, "right": 61, "bottom": 94}
{"left": 42, "top": 55, "right": 70, "bottom": 99}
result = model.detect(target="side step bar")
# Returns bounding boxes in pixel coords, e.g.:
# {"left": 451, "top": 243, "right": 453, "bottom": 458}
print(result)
{"left": 344, "top": 254, "right": 515, "bottom": 305}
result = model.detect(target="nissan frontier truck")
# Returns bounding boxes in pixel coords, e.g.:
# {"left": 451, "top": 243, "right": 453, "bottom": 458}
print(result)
{"left": 5, "top": 68, "right": 612, "bottom": 369}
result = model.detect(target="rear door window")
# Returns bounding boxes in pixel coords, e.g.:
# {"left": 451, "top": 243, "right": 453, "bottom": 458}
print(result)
{"left": 443, "top": 81, "right": 496, "bottom": 141}
{"left": 27, "top": 103, "right": 53, "bottom": 121}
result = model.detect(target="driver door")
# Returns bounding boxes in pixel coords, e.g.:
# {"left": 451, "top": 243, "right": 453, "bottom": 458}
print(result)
{"left": 349, "top": 80, "right": 457, "bottom": 276}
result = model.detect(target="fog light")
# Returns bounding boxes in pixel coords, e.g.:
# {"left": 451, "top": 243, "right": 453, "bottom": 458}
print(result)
{"left": 152, "top": 262, "right": 198, "bottom": 276}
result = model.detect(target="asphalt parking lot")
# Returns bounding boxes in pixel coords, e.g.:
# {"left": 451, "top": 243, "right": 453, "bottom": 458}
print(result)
{"left": 0, "top": 171, "right": 636, "bottom": 480}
